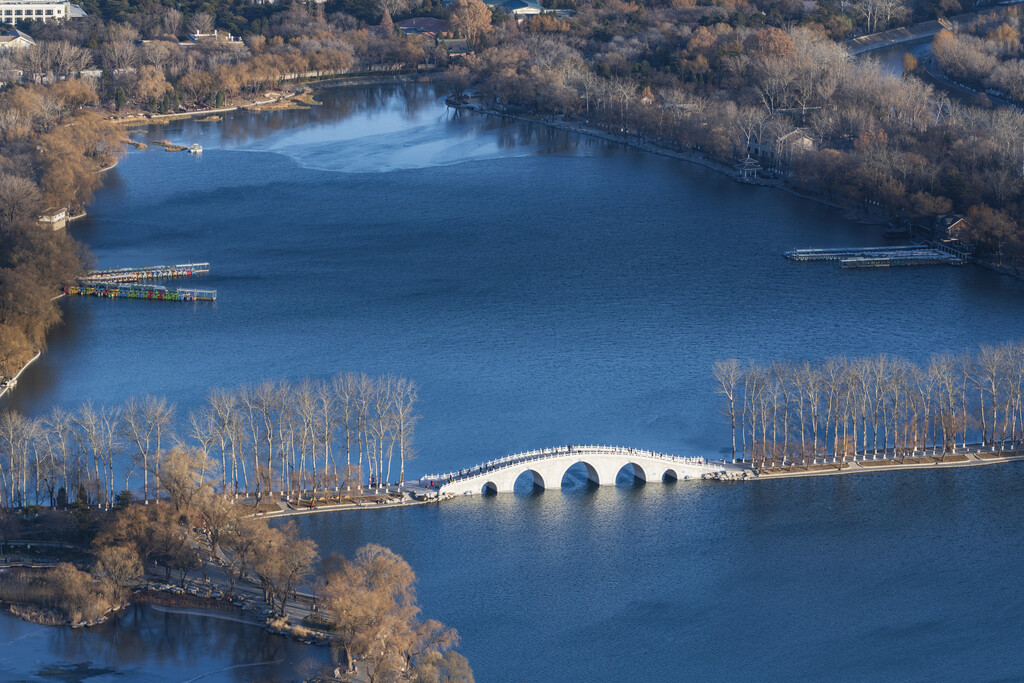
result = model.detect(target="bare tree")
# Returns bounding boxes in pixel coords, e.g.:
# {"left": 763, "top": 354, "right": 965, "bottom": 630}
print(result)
{"left": 186, "top": 12, "right": 215, "bottom": 37}
{"left": 713, "top": 359, "right": 742, "bottom": 463}
{"left": 393, "top": 377, "right": 419, "bottom": 485}
{"left": 0, "top": 174, "right": 42, "bottom": 227}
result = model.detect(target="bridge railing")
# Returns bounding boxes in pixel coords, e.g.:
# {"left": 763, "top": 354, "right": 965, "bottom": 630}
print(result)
{"left": 421, "top": 446, "right": 725, "bottom": 485}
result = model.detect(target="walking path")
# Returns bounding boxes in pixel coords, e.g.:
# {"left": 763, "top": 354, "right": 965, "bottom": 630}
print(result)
{"left": 454, "top": 102, "right": 788, "bottom": 188}
{"left": 252, "top": 487, "right": 443, "bottom": 519}
{"left": 750, "top": 445, "right": 1024, "bottom": 480}
{"left": 113, "top": 91, "right": 306, "bottom": 127}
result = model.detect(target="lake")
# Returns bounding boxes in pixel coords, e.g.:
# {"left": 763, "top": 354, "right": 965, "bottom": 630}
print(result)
{"left": 6, "top": 82, "right": 1024, "bottom": 681}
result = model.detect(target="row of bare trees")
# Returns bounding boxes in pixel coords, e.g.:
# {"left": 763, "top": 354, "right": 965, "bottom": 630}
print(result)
{"left": 0, "top": 373, "right": 419, "bottom": 510}
{"left": 196, "top": 373, "right": 420, "bottom": 503}
{"left": 713, "top": 342, "right": 1024, "bottom": 468}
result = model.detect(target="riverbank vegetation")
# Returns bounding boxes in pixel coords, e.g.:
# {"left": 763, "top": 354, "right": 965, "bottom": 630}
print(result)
{"left": 713, "top": 341, "right": 1024, "bottom": 468}
{"left": 3, "top": 6, "right": 444, "bottom": 116}
{"left": 0, "top": 447, "right": 471, "bottom": 681}
{"left": 0, "top": 563, "right": 116, "bottom": 625}
{"left": 0, "top": 81, "right": 124, "bottom": 381}
{"left": 453, "top": 4, "right": 1024, "bottom": 274}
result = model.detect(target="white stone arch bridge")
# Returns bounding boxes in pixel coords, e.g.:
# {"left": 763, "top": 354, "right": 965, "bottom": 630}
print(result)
{"left": 421, "top": 445, "right": 745, "bottom": 496}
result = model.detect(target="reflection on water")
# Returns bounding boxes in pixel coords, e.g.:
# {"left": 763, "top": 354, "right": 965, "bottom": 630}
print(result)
{"left": 149, "top": 83, "right": 593, "bottom": 171}
{"left": 861, "top": 37, "right": 933, "bottom": 75}
{"left": 234, "top": 90, "right": 595, "bottom": 172}
{"left": 0, "top": 604, "right": 328, "bottom": 682}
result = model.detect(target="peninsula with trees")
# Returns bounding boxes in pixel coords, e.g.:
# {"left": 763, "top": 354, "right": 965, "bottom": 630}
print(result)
{"left": 0, "top": 372, "right": 473, "bottom": 682}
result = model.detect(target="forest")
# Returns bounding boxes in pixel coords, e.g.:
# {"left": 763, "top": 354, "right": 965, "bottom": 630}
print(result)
{"left": 712, "top": 341, "right": 1024, "bottom": 469}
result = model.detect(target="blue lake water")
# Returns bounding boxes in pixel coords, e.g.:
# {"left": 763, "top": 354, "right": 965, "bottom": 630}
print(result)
{"left": 0, "top": 603, "right": 328, "bottom": 681}
{"left": 6, "top": 83, "right": 1024, "bottom": 680}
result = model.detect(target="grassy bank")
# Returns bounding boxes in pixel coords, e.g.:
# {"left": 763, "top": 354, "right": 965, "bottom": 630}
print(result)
{"left": 0, "top": 565, "right": 117, "bottom": 626}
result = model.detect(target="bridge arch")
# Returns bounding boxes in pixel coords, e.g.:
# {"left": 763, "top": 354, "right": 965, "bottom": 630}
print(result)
{"left": 482, "top": 481, "right": 498, "bottom": 495}
{"left": 560, "top": 461, "right": 601, "bottom": 489}
{"left": 616, "top": 462, "right": 648, "bottom": 486}
{"left": 662, "top": 468, "right": 678, "bottom": 482}
{"left": 513, "top": 469, "right": 547, "bottom": 492}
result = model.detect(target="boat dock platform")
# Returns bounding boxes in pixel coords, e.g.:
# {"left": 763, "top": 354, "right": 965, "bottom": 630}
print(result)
{"left": 785, "top": 245, "right": 966, "bottom": 268}
{"left": 63, "top": 282, "right": 217, "bottom": 302}
{"left": 82, "top": 262, "right": 210, "bottom": 283}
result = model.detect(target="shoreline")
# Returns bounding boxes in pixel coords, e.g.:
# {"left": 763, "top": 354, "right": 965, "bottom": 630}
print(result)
{"left": 257, "top": 494, "right": 444, "bottom": 518}
{"left": 2, "top": 576, "right": 332, "bottom": 646}
{"left": 452, "top": 102, "right": 874, "bottom": 221}
{"left": 455, "top": 101, "right": 1024, "bottom": 279}
{"left": 0, "top": 349, "right": 42, "bottom": 401}
{"left": 113, "top": 72, "right": 441, "bottom": 127}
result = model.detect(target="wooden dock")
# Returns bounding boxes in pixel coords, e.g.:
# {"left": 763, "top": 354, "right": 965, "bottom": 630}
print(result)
{"left": 81, "top": 262, "right": 210, "bottom": 283}
{"left": 62, "top": 282, "right": 217, "bottom": 302}
{"left": 785, "top": 245, "right": 965, "bottom": 268}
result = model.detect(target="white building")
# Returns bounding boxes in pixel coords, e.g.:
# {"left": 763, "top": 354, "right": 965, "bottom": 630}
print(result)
{"left": 0, "top": 27, "right": 34, "bottom": 48}
{"left": 0, "top": 0, "right": 86, "bottom": 24}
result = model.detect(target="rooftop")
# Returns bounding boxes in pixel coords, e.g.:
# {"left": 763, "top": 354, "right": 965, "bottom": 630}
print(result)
{"left": 485, "top": 0, "right": 545, "bottom": 9}
{"left": 0, "top": 0, "right": 69, "bottom": 5}
{"left": 0, "top": 28, "right": 34, "bottom": 46}
{"left": 395, "top": 17, "right": 449, "bottom": 33}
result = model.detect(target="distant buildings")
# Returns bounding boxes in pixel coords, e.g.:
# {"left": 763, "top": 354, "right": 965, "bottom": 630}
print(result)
{"left": 395, "top": 17, "right": 449, "bottom": 39}
{"left": 0, "top": 0, "right": 86, "bottom": 24}
{"left": 439, "top": 37, "right": 471, "bottom": 57}
{"left": 394, "top": 16, "right": 474, "bottom": 58}
{"left": 38, "top": 207, "right": 68, "bottom": 230}
{"left": 187, "top": 29, "right": 242, "bottom": 44}
{"left": 934, "top": 214, "right": 969, "bottom": 242}
{"left": 483, "top": 0, "right": 547, "bottom": 16}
